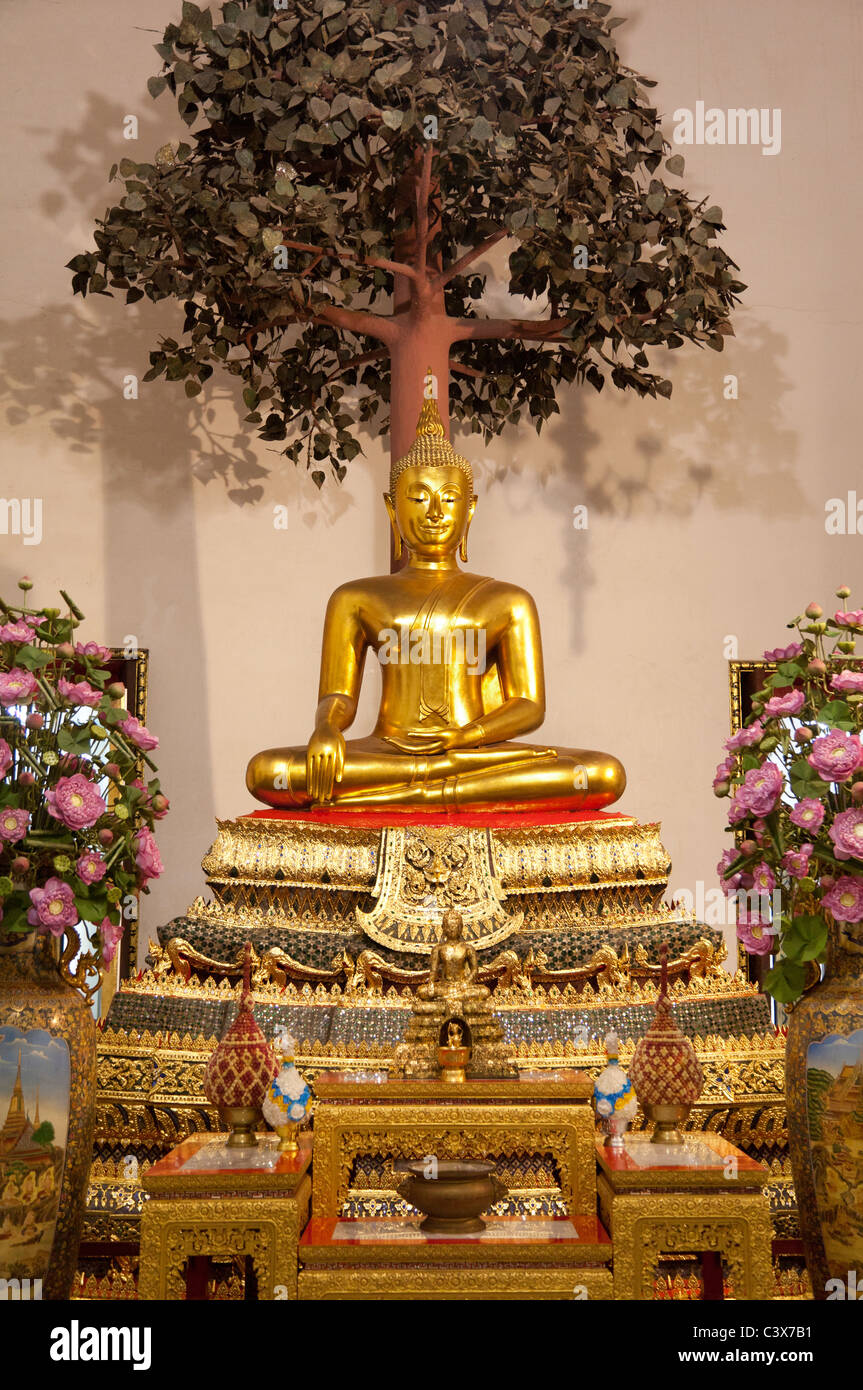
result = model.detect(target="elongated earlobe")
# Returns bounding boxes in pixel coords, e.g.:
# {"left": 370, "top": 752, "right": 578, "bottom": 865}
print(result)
{"left": 384, "top": 493, "right": 402, "bottom": 562}
{"left": 459, "top": 495, "right": 476, "bottom": 564}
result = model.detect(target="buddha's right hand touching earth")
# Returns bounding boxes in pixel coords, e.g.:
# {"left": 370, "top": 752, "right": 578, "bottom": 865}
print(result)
{"left": 306, "top": 723, "right": 345, "bottom": 803}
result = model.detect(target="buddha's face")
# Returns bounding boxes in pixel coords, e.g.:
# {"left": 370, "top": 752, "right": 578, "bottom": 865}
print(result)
{"left": 386, "top": 465, "right": 476, "bottom": 560}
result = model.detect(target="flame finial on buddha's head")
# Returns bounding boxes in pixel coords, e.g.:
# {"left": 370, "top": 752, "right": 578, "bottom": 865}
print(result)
{"left": 388, "top": 375, "right": 474, "bottom": 494}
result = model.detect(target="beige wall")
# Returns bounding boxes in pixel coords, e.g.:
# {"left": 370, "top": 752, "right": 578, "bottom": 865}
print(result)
{"left": 1, "top": 1, "right": 860, "bottom": 961}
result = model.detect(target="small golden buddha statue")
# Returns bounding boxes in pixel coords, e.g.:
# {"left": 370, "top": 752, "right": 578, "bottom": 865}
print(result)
{"left": 418, "top": 907, "right": 489, "bottom": 1008}
{"left": 392, "top": 909, "right": 515, "bottom": 1079}
{"left": 246, "top": 394, "right": 625, "bottom": 811}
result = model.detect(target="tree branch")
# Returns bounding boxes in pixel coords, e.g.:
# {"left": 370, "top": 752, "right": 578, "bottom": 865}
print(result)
{"left": 251, "top": 301, "right": 397, "bottom": 347}
{"left": 432, "top": 229, "right": 508, "bottom": 292}
{"left": 451, "top": 316, "right": 572, "bottom": 343}
{"left": 277, "top": 236, "right": 418, "bottom": 282}
{"left": 449, "top": 360, "right": 488, "bottom": 380}
{"left": 325, "top": 348, "right": 387, "bottom": 383}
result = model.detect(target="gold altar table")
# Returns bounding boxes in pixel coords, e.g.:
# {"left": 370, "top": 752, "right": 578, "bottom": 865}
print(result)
{"left": 138, "top": 1133, "right": 312, "bottom": 1300}
{"left": 298, "top": 1214, "right": 613, "bottom": 1300}
{"left": 595, "top": 1133, "right": 773, "bottom": 1301}
{"left": 310, "top": 1068, "right": 597, "bottom": 1219}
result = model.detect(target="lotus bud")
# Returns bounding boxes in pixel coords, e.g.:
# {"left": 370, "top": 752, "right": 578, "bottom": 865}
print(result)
{"left": 25, "top": 712, "right": 43, "bottom": 730}
{"left": 43, "top": 607, "right": 60, "bottom": 619}
{"left": 794, "top": 727, "right": 814, "bottom": 743}
{"left": 106, "top": 682, "right": 125, "bottom": 700}
{"left": 19, "top": 771, "right": 35, "bottom": 787}
{"left": 808, "top": 659, "right": 826, "bottom": 676}
{"left": 18, "top": 576, "right": 33, "bottom": 591}
{"left": 98, "top": 828, "right": 114, "bottom": 845}
{"left": 56, "top": 642, "right": 75, "bottom": 659}
{"left": 837, "top": 640, "right": 856, "bottom": 654}
{"left": 836, "top": 586, "right": 851, "bottom": 599}
{"left": 103, "top": 763, "right": 120, "bottom": 779}
{"left": 804, "top": 603, "right": 823, "bottom": 619}
{"left": 713, "top": 781, "right": 730, "bottom": 797}
{"left": 740, "top": 839, "right": 758, "bottom": 857}
{"left": 852, "top": 783, "right": 863, "bottom": 803}
{"left": 821, "top": 875, "right": 836, "bottom": 891}
{"left": 11, "top": 856, "right": 29, "bottom": 874}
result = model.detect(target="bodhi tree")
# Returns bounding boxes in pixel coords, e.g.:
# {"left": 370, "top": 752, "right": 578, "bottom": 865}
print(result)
{"left": 70, "top": 0, "right": 743, "bottom": 485}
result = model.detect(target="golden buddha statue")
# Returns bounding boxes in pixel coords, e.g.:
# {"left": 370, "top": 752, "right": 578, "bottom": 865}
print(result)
{"left": 418, "top": 907, "right": 489, "bottom": 1008}
{"left": 246, "top": 395, "right": 625, "bottom": 811}
{"left": 392, "top": 908, "right": 516, "bottom": 1079}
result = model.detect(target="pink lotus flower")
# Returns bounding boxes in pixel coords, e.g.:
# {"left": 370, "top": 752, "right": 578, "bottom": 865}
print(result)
{"left": 790, "top": 798, "right": 825, "bottom": 834}
{"left": 74, "top": 641, "right": 113, "bottom": 663}
{"left": 822, "top": 875, "right": 863, "bottom": 923}
{"left": 134, "top": 826, "right": 163, "bottom": 882}
{"left": 28, "top": 877, "right": 78, "bottom": 935}
{"left": 752, "top": 862, "right": 776, "bottom": 894}
{"left": 736, "top": 913, "right": 775, "bottom": 956}
{"left": 834, "top": 610, "right": 863, "bottom": 629}
{"left": 725, "top": 721, "right": 764, "bottom": 753}
{"left": 782, "top": 843, "right": 813, "bottom": 879}
{"left": 830, "top": 670, "right": 863, "bottom": 694}
{"left": 728, "top": 795, "right": 749, "bottom": 825}
{"left": 0, "top": 738, "right": 12, "bottom": 778}
{"left": 829, "top": 809, "right": 863, "bottom": 862}
{"left": 763, "top": 643, "right": 803, "bottom": 661}
{"left": 717, "top": 848, "right": 745, "bottom": 893}
{"left": 0, "top": 807, "right": 29, "bottom": 843}
{"left": 45, "top": 773, "right": 106, "bottom": 830}
{"left": 76, "top": 849, "right": 107, "bottom": 885}
{"left": 0, "top": 619, "right": 39, "bottom": 643}
{"left": 764, "top": 689, "right": 805, "bottom": 718}
{"left": 0, "top": 668, "right": 38, "bottom": 706}
{"left": 118, "top": 716, "right": 159, "bottom": 752}
{"left": 737, "top": 763, "right": 784, "bottom": 817}
{"left": 99, "top": 915, "right": 124, "bottom": 965}
{"left": 808, "top": 730, "right": 863, "bottom": 782}
{"left": 57, "top": 677, "right": 103, "bottom": 708}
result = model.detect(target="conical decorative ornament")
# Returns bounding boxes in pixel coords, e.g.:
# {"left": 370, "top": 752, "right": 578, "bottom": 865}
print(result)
{"left": 630, "top": 943, "right": 704, "bottom": 1143}
{"left": 204, "top": 942, "right": 276, "bottom": 1146}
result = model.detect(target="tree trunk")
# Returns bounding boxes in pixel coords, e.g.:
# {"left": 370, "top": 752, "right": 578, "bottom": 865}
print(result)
{"left": 388, "top": 311, "right": 452, "bottom": 463}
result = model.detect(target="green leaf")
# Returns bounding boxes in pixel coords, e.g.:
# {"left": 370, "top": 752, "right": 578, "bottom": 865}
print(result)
{"left": 15, "top": 646, "right": 52, "bottom": 671}
{"left": 763, "top": 959, "right": 807, "bottom": 1004}
{"left": 666, "top": 154, "right": 685, "bottom": 175}
{"left": 819, "top": 699, "right": 852, "bottom": 727}
{"left": 469, "top": 116, "right": 494, "bottom": 142}
{"left": 147, "top": 75, "right": 167, "bottom": 100}
{"left": 782, "top": 914, "right": 828, "bottom": 963}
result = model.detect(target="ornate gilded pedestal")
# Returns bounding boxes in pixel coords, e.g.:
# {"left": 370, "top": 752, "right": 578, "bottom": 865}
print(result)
{"left": 596, "top": 1133, "right": 773, "bottom": 1301}
{"left": 310, "top": 1069, "right": 596, "bottom": 1220}
{"left": 87, "top": 809, "right": 790, "bottom": 1294}
{"left": 298, "top": 1214, "right": 613, "bottom": 1300}
{"left": 138, "top": 1133, "right": 311, "bottom": 1300}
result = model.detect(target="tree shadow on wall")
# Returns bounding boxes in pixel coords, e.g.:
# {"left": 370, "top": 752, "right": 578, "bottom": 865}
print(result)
{"left": 9, "top": 89, "right": 357, "bottom": 528}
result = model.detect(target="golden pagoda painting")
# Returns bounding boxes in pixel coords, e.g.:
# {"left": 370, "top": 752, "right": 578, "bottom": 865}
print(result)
{"left": 0, "top": 1028, "right": 68, "bottom": 1283}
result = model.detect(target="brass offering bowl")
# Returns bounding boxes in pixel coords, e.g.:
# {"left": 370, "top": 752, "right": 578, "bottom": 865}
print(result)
{"left": 437, "top": 1043, "right": 471, "bottom": 1083}
{"left": 396, "top": 1159, "right": 507, "bottom": 1234}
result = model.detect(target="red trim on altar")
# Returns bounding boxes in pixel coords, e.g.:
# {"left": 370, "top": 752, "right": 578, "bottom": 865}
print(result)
{"left": 240, "top": 807, "right": 630, "bottom": 829}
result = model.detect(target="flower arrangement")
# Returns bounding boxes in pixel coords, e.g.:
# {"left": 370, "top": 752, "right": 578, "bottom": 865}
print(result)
{"left": 0, "top": 579, "right": 167, "bottom": 994}
{"left": 715, "top": 586, "right": 863, "bottom": 1004}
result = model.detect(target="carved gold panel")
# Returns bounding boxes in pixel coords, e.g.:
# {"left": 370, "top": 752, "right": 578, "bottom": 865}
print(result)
{"left": 138, "top": 1176, "right": 311, "bottom": 1301}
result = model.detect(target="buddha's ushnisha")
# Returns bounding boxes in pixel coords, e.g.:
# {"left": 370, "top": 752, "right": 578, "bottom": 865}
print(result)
{"left": 247, "top": 396, "right": 625, "bottom": 810}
